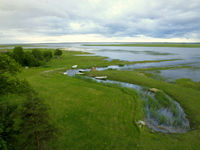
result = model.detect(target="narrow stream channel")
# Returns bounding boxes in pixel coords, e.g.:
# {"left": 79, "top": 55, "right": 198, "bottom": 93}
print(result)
{"left": 64, "top": 66, "right": 190, "bottom": 133}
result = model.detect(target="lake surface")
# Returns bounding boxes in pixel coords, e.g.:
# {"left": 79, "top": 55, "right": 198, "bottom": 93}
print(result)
{"left": 2, "top": 42, "right": 200, "bottom": 81}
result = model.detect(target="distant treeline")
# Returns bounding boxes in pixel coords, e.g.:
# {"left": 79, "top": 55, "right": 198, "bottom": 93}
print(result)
{"left": 5, "top": 46, "right": 62, "bottom": 67}
{"left": 0, "top": 50, "right": 57, "bottom": 150}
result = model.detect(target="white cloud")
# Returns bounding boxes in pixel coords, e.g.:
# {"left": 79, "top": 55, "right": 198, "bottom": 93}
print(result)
{"left": 0, "top": 0, "right": 199, "bottom": 43}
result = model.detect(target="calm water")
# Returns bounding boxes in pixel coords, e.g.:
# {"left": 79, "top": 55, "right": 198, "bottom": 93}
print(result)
{"left": 2, "top": 42, "right": 200, "bottom": 81}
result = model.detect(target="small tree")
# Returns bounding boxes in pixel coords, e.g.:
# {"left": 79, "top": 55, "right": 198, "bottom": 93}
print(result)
{"left": 0, "top": 54, "right": 24, "bottom": 150}
{"left": 12, "top": 46, "right": 25, "bottom": 65}
{"left": 32, "top": 49, "right": 44, "bottom": 61}
{"left": 0, "top": 101, "right": 18, "bottom": 150}
{"left": 0, "top": 54, "right": 21, "bottom": 95}
{"left": 43, "top": 51, "right": 53, "bottom": 62}
{"left": 23, "top": 52, "right": 41, "bottom": 67}
{"left": 54, "top": 49, "right": 62, "bottom": 57}
{"left": 19, "top": 91, "right": 56, "bottom": 150}
{"left": 0, "top": 54, "right": 20, "bottom": 74}
{"left": 0, "top": 54, "right": 56, "bottom": 150}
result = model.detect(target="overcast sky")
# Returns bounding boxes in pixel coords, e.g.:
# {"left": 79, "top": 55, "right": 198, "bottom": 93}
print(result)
{"left": 0, "top": 0, "right": 200, "bottom": 43}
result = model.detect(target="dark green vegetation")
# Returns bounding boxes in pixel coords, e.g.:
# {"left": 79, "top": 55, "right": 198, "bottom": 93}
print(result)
{"left": 1, "top": 48, "right": 200, "bottom": 149}
{"left": 19, "top": 91, "right": 57, "bottom": 150}
{"left": 0, "top": 54, "right": 56, "bottom": 150}
{"left": 84, "top": 43, "right": 200, "bottom": 48}
{"left": 175, "top": 78, "right": 200, "bottom": 91}
{"left": 7, "top": 46, "right": 55, "bottom": 67}
{"left": 54, "top": 49, "right": 63, "bottom": 57}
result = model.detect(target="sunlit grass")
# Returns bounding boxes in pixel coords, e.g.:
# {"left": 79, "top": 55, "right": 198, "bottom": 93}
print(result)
{"left": 12, "top": 49, "right": 200, "bottom": 150}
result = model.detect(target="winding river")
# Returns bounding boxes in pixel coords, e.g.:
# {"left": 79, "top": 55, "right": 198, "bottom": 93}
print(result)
{"left": 64, "top": 65, "right": 190, "bottom": 133}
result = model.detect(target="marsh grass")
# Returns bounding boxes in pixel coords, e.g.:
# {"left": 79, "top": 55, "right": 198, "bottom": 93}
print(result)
{"left": 176, "top": 78, "right": 200, "bottom": 90}
{"left": 80, "top": 72, "right": 187, "bottom": 129}
{"left": 154, "top": 91, "right": 172, "bottom": 108}
{"left": 134, "top": 65, "right": 192, "bottom": 72}
{"left": 75, "top": 75, "right": 140, "bottom": 99}
{"left": 8, "top": 49, "right": 200, "bottom": 150}
{"left": 145, "top": 91, "right": 184, "bottom": 127}
{"left": 143, "top": 72, "right": 167, "bottom": 81}
{"left": 87, "top": 70, "right": 200, "bottom": 128}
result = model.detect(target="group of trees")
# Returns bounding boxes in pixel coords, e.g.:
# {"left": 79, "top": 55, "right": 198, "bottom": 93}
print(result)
{"left": 7, "top": 47, "right": 62, "bottom": 67}
{"left": 0, "top": 53, "right": 57, "bottom": 150}
{"left": 54, "top": 49, "right": 62, "bottom": 57}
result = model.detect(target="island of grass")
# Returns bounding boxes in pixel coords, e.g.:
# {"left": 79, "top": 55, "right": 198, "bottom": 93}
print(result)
{"left": 3, "top": 48, "right": 200, "bottom": 150}
{"left": 83, "top": 43, "right": 200, "bottom": 48}
{"left": 134, "top": 65, "right": 192, "bottom": 72}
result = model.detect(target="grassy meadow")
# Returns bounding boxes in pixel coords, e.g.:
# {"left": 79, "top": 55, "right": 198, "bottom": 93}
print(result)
{"left": 87, "top": 70, "right": 200, "bottom": 126}
{"left": 4, "top": 49, "right": 200, "bottom": 149}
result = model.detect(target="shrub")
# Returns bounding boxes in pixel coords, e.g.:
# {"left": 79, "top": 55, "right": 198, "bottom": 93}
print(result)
{"left": 43, "top": 51, "right": 53, "bottom": 61}
{"left": 23, "top": 52, "right": 41, "bottom": 67}
{"left": 9, "top": 47, "right": 53, "bottom": 67}
{"left": 19, "top": 91, "right": 57, "bottom": 150}
{"left": 32, "top": 49, "right": 44, "bottom": 60}
{"left": 12, "top": 46, "right": 25, "bottom": 65}
{"left": 0, "top": 54, "right": 21, "bottom": 95}
{"left": 0, "top": 54, "right": 57, "bottom": 150}
{"left": 54, "top": 49, "right": 62, "bottom": 57}
{"left": 0, "top": 54, "right": 21, "bottom": 74}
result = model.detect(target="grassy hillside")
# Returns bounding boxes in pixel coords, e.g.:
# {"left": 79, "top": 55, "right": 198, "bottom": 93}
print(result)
{"left": 14, "top": 50, "right": 200, "bottom": 149}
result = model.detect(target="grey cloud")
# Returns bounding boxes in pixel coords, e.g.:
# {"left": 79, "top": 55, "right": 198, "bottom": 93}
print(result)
{"left": 0, "top": 0, "right": 200, "bottom": 43}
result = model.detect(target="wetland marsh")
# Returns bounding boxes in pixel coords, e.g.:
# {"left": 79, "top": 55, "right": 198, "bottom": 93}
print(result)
{"left": 1, "top": 43, "right": 200, "bottom": 149}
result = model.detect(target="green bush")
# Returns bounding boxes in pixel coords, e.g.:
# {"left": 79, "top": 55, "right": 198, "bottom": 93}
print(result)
{"left": 54, "top": 49, "right": 62, "bottom": 56}
{"left": 43, "top": 51, "right": 53, "bottom": 61}
{"left": 0, "top": 54, "right": 21, "bottom": 74}
{"left": 12, "top": 46, "right": 25, "bottom": 65}
{"left": 0, "top": 54, "right": 22, "bottom": 95}
{"left": 0, "top": 53, "right": 56, "bottom": 150}
{"left": 23, "top": 52, "right": 41, "bottom": 67}
{"left": 32, "top": 49, "right": 44, "bottom": 60}
{"left": 10, "top": 47, "right": 53, "bottom": 67}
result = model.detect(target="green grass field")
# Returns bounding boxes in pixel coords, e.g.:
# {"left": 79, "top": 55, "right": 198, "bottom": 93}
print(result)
{"left": 7, "top": 50, "right": 200, "bottom": 149}
{"left": 87, "top": 70, "right": 200, "bottom": 127}
{"left": 84, "top": 43, "right": 200, "bottom": 48}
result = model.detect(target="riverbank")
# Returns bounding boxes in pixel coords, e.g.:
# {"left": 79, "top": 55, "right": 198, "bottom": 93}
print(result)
{"left": 7, "top": 49, "right": 200, "bottom": 149}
